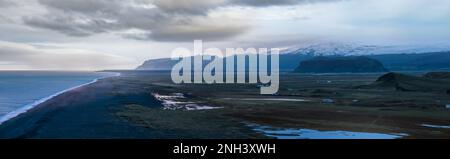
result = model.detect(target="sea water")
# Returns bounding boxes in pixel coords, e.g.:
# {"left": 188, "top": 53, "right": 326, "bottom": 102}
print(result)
{"left": 0, "top": 71, "right": 118, "bottom": 124}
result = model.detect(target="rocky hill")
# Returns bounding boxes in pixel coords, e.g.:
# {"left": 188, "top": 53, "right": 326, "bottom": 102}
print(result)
{"left": 294, "top": 56, "right": 388, "bottom": 73}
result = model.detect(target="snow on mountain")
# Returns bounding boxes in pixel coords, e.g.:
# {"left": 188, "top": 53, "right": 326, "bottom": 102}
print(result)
{"left": 282, "top": 42, "right": 450, "bottom": 56}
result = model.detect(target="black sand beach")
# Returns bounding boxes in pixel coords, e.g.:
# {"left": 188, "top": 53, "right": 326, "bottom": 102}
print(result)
{"left": 0, "top": 77, "right": 157, "bottom": 138}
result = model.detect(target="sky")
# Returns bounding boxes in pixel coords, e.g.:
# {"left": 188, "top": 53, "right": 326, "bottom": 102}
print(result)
{"left": 1, "top": 0, "right": 450, "bottom": 70}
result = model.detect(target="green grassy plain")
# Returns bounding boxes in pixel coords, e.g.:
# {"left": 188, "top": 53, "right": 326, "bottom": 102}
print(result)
{"left": 115, "top": 71, "right": 450, "bottom": 138}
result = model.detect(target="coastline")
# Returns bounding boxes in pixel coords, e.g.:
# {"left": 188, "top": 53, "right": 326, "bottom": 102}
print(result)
{"left": 0, "top": 72, "right": 120, "bottom": 125}
{"left": 0, "top": 71, "right": 262, "bottom": 139}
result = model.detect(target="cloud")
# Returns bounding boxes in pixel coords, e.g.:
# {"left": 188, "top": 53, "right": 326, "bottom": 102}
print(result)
{"left": 124, "top": 16, "right": 249, "bottom": 41}
{"left": 38, "top": 0, "right": 122, "bottom": 13}
{"left": 152, "top": 0, "right": 226, "bottom": 15}
{"left": 23, "top": 0, "right": 246, "bottom": 42}
{"left": 24, "top": 15, "right": 117, "bottom": 37}
{"left": 229, "top": 0, "right": 342, "bottom": 7}
{"left": 22, "top": 0, "right": 340, "bottom": 42}
{"left": 230, "top": 0, "right": 302, "bottom": 6}
{"left": 0, "top": 41, "right": 134, "bottom": 70}
{"left": 0, "top": 0, "right": 15, "bottom": 7}
{"left": 148, "top": 23, "right": 247, "bottom": 42}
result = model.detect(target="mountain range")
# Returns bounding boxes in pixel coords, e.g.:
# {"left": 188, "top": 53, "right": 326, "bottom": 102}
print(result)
{"left": 136, "top": 42, "right": 450, "bottom": 72}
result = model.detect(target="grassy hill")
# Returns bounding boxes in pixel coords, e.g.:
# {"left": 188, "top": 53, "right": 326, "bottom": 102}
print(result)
{"left": 365, "top": 72, "right": 450, "bottom": 93}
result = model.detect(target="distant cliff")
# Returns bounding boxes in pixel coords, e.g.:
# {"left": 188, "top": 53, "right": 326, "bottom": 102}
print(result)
{"left": 294, "top": 56, "right": 388, "bottom": 73}
{"left": 136, "top": 54, "right": 315, "bottom": 71}
{"left": 136, "top": 58, "right": 178, "bottom": 70}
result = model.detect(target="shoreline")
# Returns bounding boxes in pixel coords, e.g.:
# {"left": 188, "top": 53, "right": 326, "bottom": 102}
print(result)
{"left": 0, "top": 72, "right": 120, "bottom": 125}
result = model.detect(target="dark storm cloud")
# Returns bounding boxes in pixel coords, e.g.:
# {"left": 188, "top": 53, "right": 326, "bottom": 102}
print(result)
{"left": 22, "top": 0, "right": 338, "bottom": 42}
{"left": 24, "top": 0, "right": 244, "bottom": 41}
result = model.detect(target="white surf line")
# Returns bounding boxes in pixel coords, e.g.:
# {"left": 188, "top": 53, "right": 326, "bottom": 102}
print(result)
{"left": 421, "top": 124, "right": 450, "bottom": 129}
{"left": 0, "top": 72, "right": 120, "bottom": 125}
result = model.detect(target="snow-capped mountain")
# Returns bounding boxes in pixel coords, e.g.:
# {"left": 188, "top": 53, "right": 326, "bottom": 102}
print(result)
{"left": 137, "top": 41, "right": 450, "bottom": 71}
{"left": 283, "top": 42, "right": 450, "bottom": 56}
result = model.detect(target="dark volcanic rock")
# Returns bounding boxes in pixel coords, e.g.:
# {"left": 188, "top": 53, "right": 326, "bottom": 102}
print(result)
{"left": 295, "top": 56, "right": 388, "bottom": 73}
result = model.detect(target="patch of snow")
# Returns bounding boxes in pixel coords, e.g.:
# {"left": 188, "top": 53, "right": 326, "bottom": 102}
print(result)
{"left": 153, "top": 93, "right": 185, "bottom": 100}
{"left": 285, "top": 41, "right": 450, "bottom": 56}
{"left": 185, "top": 104, "right": 223, "bottom": 110}
{"left": 152, "top": 93, "right": 222, "bottom": 111}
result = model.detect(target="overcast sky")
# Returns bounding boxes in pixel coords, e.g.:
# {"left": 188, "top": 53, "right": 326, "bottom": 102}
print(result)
{"left": 1, "top": 0, "right": 450, "bottom": 70}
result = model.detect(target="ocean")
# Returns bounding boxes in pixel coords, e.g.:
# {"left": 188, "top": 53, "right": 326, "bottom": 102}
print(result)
{"left": 0, "top": 71, "right": 118, "bottom": 124}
